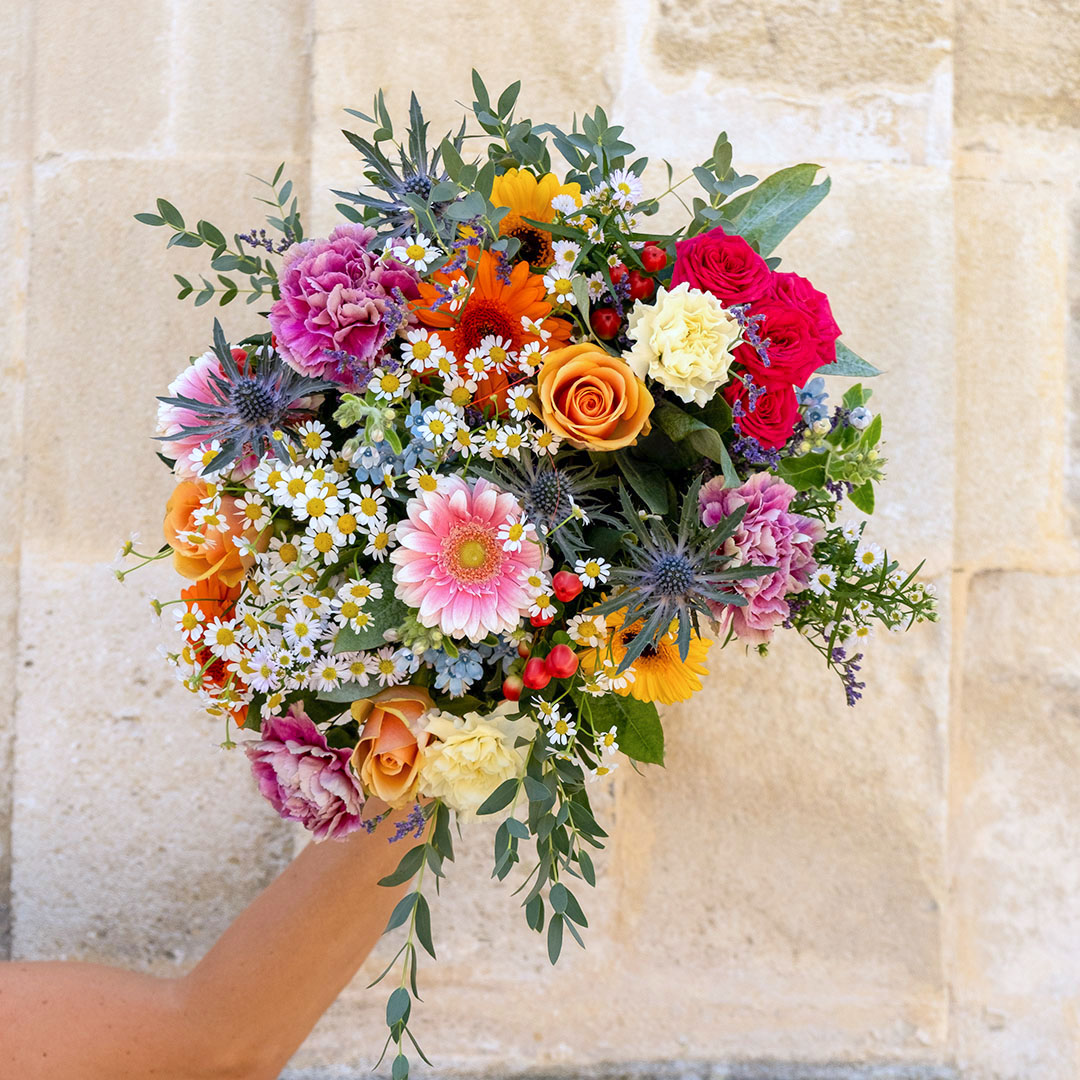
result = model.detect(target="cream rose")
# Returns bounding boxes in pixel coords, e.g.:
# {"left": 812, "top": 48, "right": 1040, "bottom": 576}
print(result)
{"left": 416, "top": 703, "right": 536, "bottom": 817}
{"left": 625, "top": 281, "right": 742, "bottom": 407}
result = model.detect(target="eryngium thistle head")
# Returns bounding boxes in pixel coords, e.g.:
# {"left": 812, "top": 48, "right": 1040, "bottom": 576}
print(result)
{"left": 157, "top": 321, "right": 332, "bottom": 475}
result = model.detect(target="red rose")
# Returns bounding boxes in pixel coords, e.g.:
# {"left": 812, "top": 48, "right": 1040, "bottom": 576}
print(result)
{"left": 769, "top": 271, "right": 841, "bottom": 368}
{"left": 670, "top": 226, "right": 771, "bottom": 305}
{"left": 723, "top": 371, "right": 799, "bottom": 450}
{"left": 741, "top": 299, "right": 821, "bottom": 387}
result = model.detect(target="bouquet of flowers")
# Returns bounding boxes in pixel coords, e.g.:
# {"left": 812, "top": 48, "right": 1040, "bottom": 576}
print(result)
{"left": 123, "top": 74, "right": 936, "bottom": 1073}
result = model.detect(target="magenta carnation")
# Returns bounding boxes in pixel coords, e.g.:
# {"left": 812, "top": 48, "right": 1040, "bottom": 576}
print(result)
{"left": 699, "top": 473, "right": 824, "bottom": 644}
{"left": 391, "top": 476, "right": 548, "bottom": 642}
{"left": 245, "top": 704, "right": 365, "bottom": 841}
{"left": 269, "top": 224, "right": 421, "bottom": 385}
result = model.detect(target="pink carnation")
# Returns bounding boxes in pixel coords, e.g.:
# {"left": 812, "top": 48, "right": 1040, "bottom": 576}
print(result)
{"left": 269, "top": 224, "right": 420, "bottom": 385}
{"left": 245, "top": 704, "right": 365, "bottom": 841}
{"left": 391, "top": 476, "right": 548, "bottom": 643}
{"left": 699, "top": 473, "right": 824, "bottom": 644}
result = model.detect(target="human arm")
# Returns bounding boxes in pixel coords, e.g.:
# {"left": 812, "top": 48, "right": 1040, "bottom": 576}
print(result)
{"left": 0, "top": 806, "right": 418, "bottom": 1080}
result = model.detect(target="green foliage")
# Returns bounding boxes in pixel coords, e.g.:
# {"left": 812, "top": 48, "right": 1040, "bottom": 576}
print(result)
{"left": 581, "top": 692, "right": 664, "bottom": 765}
{"left": 817, "top": 340, "right": 881, "bottom": 378}
{"left": 723, "top": 164, "right": 831, "bottom": 256}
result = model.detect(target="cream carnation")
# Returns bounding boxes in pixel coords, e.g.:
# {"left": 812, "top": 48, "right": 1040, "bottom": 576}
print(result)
{"left": 625, "top": 281, "right": 742, "bottom": 407}
{"left": 417, "top": 703, "right": 535, "bottom": 817}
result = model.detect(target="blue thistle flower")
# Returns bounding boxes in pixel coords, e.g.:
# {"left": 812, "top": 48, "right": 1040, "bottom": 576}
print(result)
{"left": 589, "top": 479, "right": 776, "bottom": 671}
{"left": 157, "top": 321, "right": 331, "bottom": 474}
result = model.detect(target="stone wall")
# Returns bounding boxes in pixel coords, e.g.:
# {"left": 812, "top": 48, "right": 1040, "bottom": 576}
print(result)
{"left": 0, "top": 1, "right": 1077, "bottom": 1077}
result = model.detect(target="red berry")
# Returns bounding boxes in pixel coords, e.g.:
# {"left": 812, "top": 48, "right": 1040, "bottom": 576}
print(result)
{"left": 502, "top": 675, "right": 524, "bottom": 701}
{"left": 609, "top": 262, "right": 628, "bottom": 285}
{"left": 530, "top": 612, "right": 554, "bottom": 628}
{"left": 517, "top": 640, "right": 531, "bottom": 660}
{"left": 522, "top": 657, "right": 551, "bottom": 690}
{"left": 544, "top": 644, "right": 579, "bottom": 680}
{"left": 590, "top": 306, "right": 621, "bottom": 341}
{"left": 628, "top": 269, "right": 655, "bottom": 301}
{"left": 641, "top": 244, "right": 667, "bottom": 273}
{"left": 552, "top": 570, "right": 583, "bottom": 602}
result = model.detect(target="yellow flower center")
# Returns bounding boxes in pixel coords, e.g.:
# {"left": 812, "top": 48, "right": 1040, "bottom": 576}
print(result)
{"left": 411, "top": 339, "right": 432, "bottom": 360}
{"left": 278, "top": 542, "right": 298, "bottom": 564}
{"left": 306, "top": 497, "right": 326, "bottom": 518}
{"left": 360, "top": 497, "right": 379, "bottom": 517}
{"left": 313, "top": 532, "right": 334, "bottom": 554}
{"left": 405, "top": 242, "right": 426, "bottom": 261}
{"left": 337, "top": 513, "right": 358, "bottom": 536}
{"left": 459, "top": 540, "right": 487, "bottom": 568}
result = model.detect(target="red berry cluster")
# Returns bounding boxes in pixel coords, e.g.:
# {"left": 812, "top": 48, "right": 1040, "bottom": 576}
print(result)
{"left": 590, "top": 243, "right": 668, "bottom": 341}
{"left": 501, "top": 571, "right": 584, "bottom": 701}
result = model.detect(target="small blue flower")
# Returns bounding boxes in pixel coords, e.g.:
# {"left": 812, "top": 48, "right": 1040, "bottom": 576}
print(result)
{"left": 804, "top": 403, "right": 830, "bottom": 425}
{"left": 797, "top": 376, "right": 828, "bottom": 408}
{"left": 424, "top": 646, "right": 485, "bottom": 697}
{"left": 849, "top": 406, "right": 873, "bottom": 430}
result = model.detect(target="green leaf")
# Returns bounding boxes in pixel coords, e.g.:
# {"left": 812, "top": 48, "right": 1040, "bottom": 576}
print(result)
{"left": 525, "top": 894, "right": 545, "bottom": 933}
{"left": 497, "top": 79, "right": 521, "bottom": 118}
{"left": 167, "top": 232, "right": 202, "bottom": 249}
{"left": 156, "top": 198, "right": 184, "bottom": 229}
{"left": 332, "top": 562, "right": 408, "bottom": 653}
{"left": 612, "top": 451, "right": 669, "bottom": 515}
{"left": 414, "top": 894, "right": 436, "bottom": 959}
{"left": 817, "top": 340, "right": 881, "bottom": 378}
{"left": 549, "top": 882, "right": 568, "bottom": 914}
{"left": 378, "top": 844, "right": 426, "bottom": 888}
{"left": 849, "top": 481, "right": 875, "bottom": 514}
{"left": 386, "top": 987, "right": 411, "bottom": 1027}
{"left": 577, "top": 849, "right": 596, "bottom": 887}
{"left": 652, "top": 403, "right": 730, "bottom": 465}
{"left": 392, "top": 1053, "right": 410, "bottom": 1080}
{"left": 585, "top": 694, "right": 664, "bottom": 765}
{"left": 571, "top": 274, "right": 591, "bottom": 316}
{"left": 134, "top": 212, "right": 164, "bottom": 226}
{"left": 776, "top": 453, "right": 829, "bottom": 492}
{"left": 385, "top": 891, "right": 419, "bottom": 932}
{"left": 860, "top": 413, "right": 882, "bottom": 449}
{"left": 547, "top": 913, "right": 564, "bottom": 965}
{"left": 316, "top": 679, "right": 384, "bottom": 704}
{"left": 476, "top": 777, "right": 519, "bottom": 816}
{"left": 197, "top": 220, "right": 227, "bottom": 249}
{"left": 723, "top": 164, "right": 830, "bottom": 256}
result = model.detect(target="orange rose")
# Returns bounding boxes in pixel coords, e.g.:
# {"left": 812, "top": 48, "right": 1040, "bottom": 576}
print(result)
{"left": 349, "top": 687, "right": 434, "bottom": 808}
{"left": 535, "top": 343, "right": 653, "bottom": 450}
{"left": 163, "top": 480, "right": 264, "bottom": 588}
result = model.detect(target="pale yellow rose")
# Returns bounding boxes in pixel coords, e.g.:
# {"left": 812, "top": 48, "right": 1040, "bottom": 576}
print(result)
{"left": 416, "top": 703, "right": 536, "bottom": 817}
{"left": 625, "top": 281, "right": 742, "bottom": 407}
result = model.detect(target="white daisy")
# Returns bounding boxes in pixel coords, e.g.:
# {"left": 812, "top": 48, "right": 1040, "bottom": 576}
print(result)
{"left": 574, "top": 557, "right": 611, "bottom": 588}
{"left": 567, "top": 611, "right": 605, "bottom": 648}
{"left": 532, "top": 428, "right": 562, "bottom": 455}
{"left": 406, "top": 468, "right": 442, "bottom": 495}
{"left": 389, "top": 233, "right": 435, "bottom": 271}
{"left": 507, "top": 384, "right": 535, "bottom": 418}
{"left": 543, "top": 270, "right": 577, "bottom": 306}
{"left": 372, "top": 646, "right": 406, "bottom": 686}
{"left": 550, "top": 193, "right": 580, "bottom": 215}
{"left": 497, "top": 514, "right": 535, "bottom": 553}
{"left": 589, "top": 761, "right": 619, "bottom": 780}
{"left": 597, "top": 726, "right": 619, "bottom": 755}
{"left": 496, "top": 424, "right": 528, "bottom": 458}
{"left": 308, "top": 656, "right": 344, "bottom": 692}
{"left": 352, "top": 484, "right": 387, "bottom": 526}
{"left": 400, "top": 328, "right": 446, "bottom": 373}
{"left": 282, "top": 611, "right": 321, "bottom": 647}
{"left": 370, "top": 368, "right": 409, "bottom": 402}
{"left": 416, "top": 407, "right": 458, "bottom": 446}
{"left": 171, "top": 604, "right": 205, "bottom": 641}
{"left": 585, "top": 272, "right": 606, "bottom": 301}
{"left": 854, "top": 542, "right": 884, "bottom": 572}
{"left": 363, "top": 523, "right": 397, "bottom": 561}
{"left": 529, "top": 592, "right": 556, "bottom": 620}
{"left": 523, "top": 570, "right": 550, "bottom": 598}
{"left": 841, "top": 520, "right": 863, "bottom": 543}
{"left": 236, "top": 492, "right": 270, "bottom": 533}
{"left": 608, "top": 167, "right": 643, "bottom": 208}
{"left": 300, "top": 525, "right": 341, "bottom": 563}
{"left": 295, "top": 420, "right": 330, "bottom": 460}
{"left": 551, "top": 239, "right": 581, "bottom": 273}
{"left": 520, "top": 315, "right": 551, "bottom": 341}
{"left": 204, "top": 617, "right": 243, "bottom": 662}
{"left": 809, "top": 566, "right": 838, "bottom": 595}
{"left": 253, "top": 459, "right": 288, "bottom": 497}
{"left": 547, "top": 715, "right": 577, "bottom": 746}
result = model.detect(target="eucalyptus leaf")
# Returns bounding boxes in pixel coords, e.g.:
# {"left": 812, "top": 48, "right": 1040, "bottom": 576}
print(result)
{"left": 724, "top": 164, "right": 830, "bottom": 257}
{"left": 816, "top": 340, "right": 881, "bottom": 378}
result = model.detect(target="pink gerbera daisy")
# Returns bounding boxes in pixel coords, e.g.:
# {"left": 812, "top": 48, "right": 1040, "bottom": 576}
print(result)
{"left": 391, "top": 476, "right": 548, "bottom": 642}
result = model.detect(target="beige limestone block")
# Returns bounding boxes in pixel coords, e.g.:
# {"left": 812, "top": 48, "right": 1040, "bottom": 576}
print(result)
{"left": 954, "top": 167, "right": 1077, "bottom": 573}
{"left": 33, "top": 0, "right": 171, "bottom": 156}
{"left": 950, "top": 570, "right": 1080, "bottom": 1080}
{"left": 0, "top": 1, "right": 32, "bottom": 161}
{"left": 10, "top": 555, "right": 291, "bottom": 967}
{"left": 23, "top": 158, "right": 298, "bottom": 559}
{"left": 647, "top": 0, "right": 952, "bottom": 94}
{"left": 956, "top": 0, "right": 1080, "bottom": 130}
{"left": 308, "top": 0, "right": 623, "bottom": 234}
{"left": 170, "top": 0, "right": 312, "bottom": 158}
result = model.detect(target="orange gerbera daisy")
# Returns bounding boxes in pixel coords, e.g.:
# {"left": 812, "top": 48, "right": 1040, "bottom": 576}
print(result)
{"left": 413, "top": 249, "right": 571, "bottom": 412}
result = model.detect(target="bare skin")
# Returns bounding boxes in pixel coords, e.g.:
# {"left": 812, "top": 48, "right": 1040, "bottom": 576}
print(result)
{"left": 0, "top": 806, "right": 417, "bottom": 1079}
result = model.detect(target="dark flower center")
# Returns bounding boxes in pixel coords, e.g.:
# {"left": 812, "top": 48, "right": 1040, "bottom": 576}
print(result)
{"left": 528, "top": 470, "right": 567, "bottom": 520}
{"left": 457, "top": 299, "right": 521, "bottom": 355}
{"left": 506, "top": 223, "right": 553, "bottom": 267}
{"left": 231, "top": 377, "right": 278, "bottom": 424}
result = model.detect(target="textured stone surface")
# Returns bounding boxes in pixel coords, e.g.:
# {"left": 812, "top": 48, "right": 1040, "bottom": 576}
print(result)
{"left": 4, "top": 1, "right": 1080, "bottom": 1078}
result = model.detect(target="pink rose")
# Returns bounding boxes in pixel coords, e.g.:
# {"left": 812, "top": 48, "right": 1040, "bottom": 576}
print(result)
{"left": 246, "top": 704, "right": 366, "bottom": 841}
{"left": 699, "top": 473, "right": 824, "bottom": 644}
{"left": 670, "top": 226, "right": 772, "bottom": 305}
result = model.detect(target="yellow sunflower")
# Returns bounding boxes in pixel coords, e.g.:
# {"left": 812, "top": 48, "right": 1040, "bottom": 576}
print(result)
{"left": 490, "top": 168, "right": 581, "bottom": 268}
{"left": 580, "top": 608, "right": 712, "bottom": 706}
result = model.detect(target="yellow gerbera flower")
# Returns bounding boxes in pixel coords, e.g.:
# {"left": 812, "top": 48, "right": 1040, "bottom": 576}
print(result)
{"left": 580, "top": 608, "right": 712, "bottom": 706}
{"left": 490, "top": 168, "right": 581, "bottom": 268}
